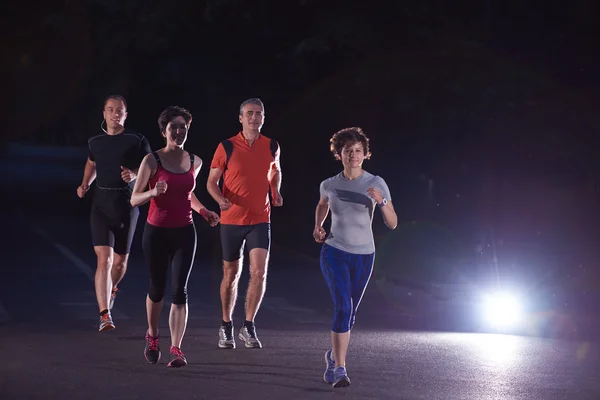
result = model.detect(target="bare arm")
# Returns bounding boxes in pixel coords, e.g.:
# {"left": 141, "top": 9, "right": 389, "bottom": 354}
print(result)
{"left": 130, "top": 154, "right": 158, "bottom": 207}
{"left": 207, "top": 168, "right": 226, "bottom": 205}
{"left": 269, "top": 143, "right": 282, "bottom": 192}
{"left": 269, "top": 143, "right": 283, "bottom": 206}
{"left": 315, "top": 197, "right": 329, "bottom": 228}
{"left": 191, "top": 156, "right": 208, "bottom": 213}
{"left": 380, "top": 201, "right": 398, "bottom": 229}
{"left": 76, "top": 158, "right": 97, "bottom": 198}
{"left": 81, "top": 158, "right": 97, "bottom": 187}
{"left": 269, "top": 167, "right": 281, "bottom": 192}
{"left": 313, "top": 196, "right": 330, "bottom": 243}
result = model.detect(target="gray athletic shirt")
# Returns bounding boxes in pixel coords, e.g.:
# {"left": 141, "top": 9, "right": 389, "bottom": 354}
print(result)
{"left": 320, "top": 171, "right": 391, "bottom": 254}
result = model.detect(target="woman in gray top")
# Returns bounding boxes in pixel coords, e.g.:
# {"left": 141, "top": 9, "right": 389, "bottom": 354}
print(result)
{"left": 313, "top": 127, "right": 398, "bottom": 388}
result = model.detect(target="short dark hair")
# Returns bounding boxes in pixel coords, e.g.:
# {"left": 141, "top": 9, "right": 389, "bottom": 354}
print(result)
{"left": 103, "top": 94, "right": 127, "bottom": 110}
{"left": 157, "top": 106, "right": 193, "bottom": 133}
{"left": 329, "top": 127, "right": 372, "bottom": 160}
{"left": 239, "top": 98, "right": 264, "bottom": 115}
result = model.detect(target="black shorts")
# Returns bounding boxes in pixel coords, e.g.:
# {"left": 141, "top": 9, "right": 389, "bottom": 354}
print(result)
{"left": 220, "top": 223, "right": 271, "bottom": 262}
{"left": 90, "top": 204, "right": 139, "bottom": 255}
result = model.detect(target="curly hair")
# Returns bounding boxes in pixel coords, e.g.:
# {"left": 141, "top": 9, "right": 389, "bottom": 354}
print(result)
{"left": 329, "top": 127, "right": 372, "bottom": 160}
{"left": 157, "top": 106, "right": 193, "bottom": 133}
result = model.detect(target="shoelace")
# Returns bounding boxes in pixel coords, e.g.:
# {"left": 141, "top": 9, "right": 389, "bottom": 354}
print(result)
{"left": 170, "top": 347, "right": 184, "bottom": 358}
{"left": 222, "top": 325, "right": 233, "bottom": 340}
{"left": 146, "top": 334, "right": 159, "bottom": 351}
{"left": 246, "top": 325, "right": 257, "bottom": 339}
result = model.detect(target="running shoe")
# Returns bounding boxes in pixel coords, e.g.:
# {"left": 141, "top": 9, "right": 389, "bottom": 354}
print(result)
{"left": 167, "top": 346, "right": 187, "bottom": 368}
{"left": 99, "top": 312, "right": 115, "bottom": 332}
{"left": 332, "top": 366, "right": 351, "bottom": 388}
{"left": 323, "top": 350, "right": 336, "bottom": 383}
{"left": 218, "top": 324, "right": 236, "bottom": 349}
{"left": 144, "top": 331, "right": 161, "bottom": 364}
{"left": 109, "top": 287, "right": 118, "bottom": 310}
{"left": 238, "top": 324, "right": 262, "bottom": 348}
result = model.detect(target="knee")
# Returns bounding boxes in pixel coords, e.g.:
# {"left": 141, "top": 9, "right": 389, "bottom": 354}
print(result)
{"left": 222, "top": 262, "right": 241, "bottom": 286}
{"left": 113, "top": 259, "right": 127, "bottom": 272}
{"left": 148, "top": 282, "right": 165, "bottom": 303}
{"left": 249, "top": 266, "right": 267, "bottom": 282}
{"left": 97, "top": 255, "right": 114, "bottom": 270}
{"left": 171, "top": 288, "right": 188, "bottom": 305}
{"left": 332, "top": 303, "right": 352, "bottom": 333}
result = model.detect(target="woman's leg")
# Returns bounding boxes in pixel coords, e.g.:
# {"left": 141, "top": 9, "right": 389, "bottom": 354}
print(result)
{"left": 348, "top": 252, "right": 375, "bottom": 331}
{"left": 320, "top": 244, "right": 352, "bottom": 367}
{"left": 142, "top": 223, "right": 169, "bottom": 337}
{"left": 169, "top": 224, "right": 197, "bottom": 350}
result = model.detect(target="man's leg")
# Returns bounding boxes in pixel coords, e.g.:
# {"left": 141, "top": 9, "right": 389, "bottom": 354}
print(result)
{"left": 221, "top": 259, "right": 242, "bottom": 321}
{"left": 219, "top": 225, "right": 245, "bottom": 322}
{"left": 218, "top": 224, "right": 245, "bottom": 349}
{"left": 237, "top": 223, "right": 270, "bottom": 348}
{"left": 110, "top": 205, "right": 139, "bottom": 304}
{"left": 245, "top": 248, "right": 269, "bottom": 322}
{"left": 94, "top": 245, "right": 114, "bottom": 313}
{"left": 112, "top": 253, "right": 129, "bottom": 289}
{"left": 244, "top": 223, "right": 271, "bottom": 322}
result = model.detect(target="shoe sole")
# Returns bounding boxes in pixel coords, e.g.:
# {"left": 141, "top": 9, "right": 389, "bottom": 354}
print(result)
{"left": 333, "top": 378, "right": 351, "bottom": 388}
{"left": 218, "top": 341, "right": 235, "bottom": 349}
{"left": 238, "top": 333, "right": 262, "bottom": 348}
{"left": 99, "top": 323, "right": 115, "bottom": 332}
{"left": 167, "top": 359, "right": 187, "bottom": 368}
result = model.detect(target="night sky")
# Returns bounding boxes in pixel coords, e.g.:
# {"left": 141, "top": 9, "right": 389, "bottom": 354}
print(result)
{"left": 4, "top": 0, "right": 600, "bottom": 291}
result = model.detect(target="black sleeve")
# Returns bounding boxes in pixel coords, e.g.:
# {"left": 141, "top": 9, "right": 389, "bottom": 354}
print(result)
{"left": 139, "top": 136, "right": 152, "bottom": 156}
{"left": 88, "top": 141, "right": 95, "bottom": 162}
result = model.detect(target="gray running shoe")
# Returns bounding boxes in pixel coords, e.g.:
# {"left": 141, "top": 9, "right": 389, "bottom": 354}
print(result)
{"left": 99, "top": 312, "right": 115, "bottom": 332}
{"left": 238, "top": 325, "right": 262, "bottom": 349}
{"left": 218, "top": 324, "right": 236, "bottom": 349}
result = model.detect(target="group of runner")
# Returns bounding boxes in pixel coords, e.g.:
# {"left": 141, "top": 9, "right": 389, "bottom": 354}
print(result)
{"left": 77, "top": 95, "right": 397, "bottom": 388}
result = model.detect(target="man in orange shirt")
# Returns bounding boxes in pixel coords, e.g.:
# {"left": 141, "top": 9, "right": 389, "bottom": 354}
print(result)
{"left": 207, "top": 98, "right": 283, "bottom": 349}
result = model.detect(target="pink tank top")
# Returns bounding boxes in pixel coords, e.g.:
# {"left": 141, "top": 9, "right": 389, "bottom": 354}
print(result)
{"left": 147, "top": 152, "right": 195, "bottom": 228}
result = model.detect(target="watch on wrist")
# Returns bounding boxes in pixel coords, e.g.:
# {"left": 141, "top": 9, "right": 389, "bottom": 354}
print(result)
{"left": 379, "top": 198, "right": 388, "bottom": 207}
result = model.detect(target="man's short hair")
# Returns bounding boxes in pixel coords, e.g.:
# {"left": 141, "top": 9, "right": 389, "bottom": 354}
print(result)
{"left": 239, "top": 98, "right": 264, "bottom": 115}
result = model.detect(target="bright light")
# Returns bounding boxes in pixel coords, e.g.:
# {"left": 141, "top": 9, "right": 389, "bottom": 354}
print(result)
{"left": 482, "top": 292, "right": 523, "bottom": 329}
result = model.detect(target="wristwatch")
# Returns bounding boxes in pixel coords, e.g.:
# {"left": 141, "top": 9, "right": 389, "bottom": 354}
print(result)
{"left": 378, "top": 198, "right": 388, "bottom": 207}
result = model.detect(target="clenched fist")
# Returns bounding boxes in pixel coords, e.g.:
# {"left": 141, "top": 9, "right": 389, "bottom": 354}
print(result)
{"left": 120, "top": 166, "right": 136, "bottom": 183}
{"left": 219, "top": 197, "right": 232, "bottom": 211}
{"left": 152, "top": 180, "right": 168, "bottom": 197}
{"left": 77, "top": 184, "right": 90, "bottom": 198}
{"left": 313, "top": 225, "right": 327, "bottom": 243}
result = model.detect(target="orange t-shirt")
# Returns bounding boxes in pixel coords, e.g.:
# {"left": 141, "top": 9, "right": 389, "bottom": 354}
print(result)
{"left": 210, "top": 132, "right": 280, "bottom": 225}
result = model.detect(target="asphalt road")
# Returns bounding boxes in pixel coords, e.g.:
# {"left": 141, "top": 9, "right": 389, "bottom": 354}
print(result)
{"left": 0, "top": 145, "right": 599, "bottom": 399}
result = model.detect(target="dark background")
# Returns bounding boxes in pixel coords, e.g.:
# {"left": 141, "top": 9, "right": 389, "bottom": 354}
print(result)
{"left": 3, "top": 0, "right": 600, "bottom": 310}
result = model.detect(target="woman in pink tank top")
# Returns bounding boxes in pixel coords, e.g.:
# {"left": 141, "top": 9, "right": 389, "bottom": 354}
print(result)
{"left": 131, "top": 106, "right": 219, "bottom": 368}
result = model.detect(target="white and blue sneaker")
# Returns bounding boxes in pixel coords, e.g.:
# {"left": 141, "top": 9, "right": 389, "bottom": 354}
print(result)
{"left": 333, "top": 366, "right": 351, "bottom": 388}
{"left": 323, "top": 350, "right": 336, "bottom": 383}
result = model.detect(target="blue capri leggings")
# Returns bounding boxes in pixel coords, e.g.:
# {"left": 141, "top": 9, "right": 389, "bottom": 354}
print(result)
{"left": 320, "top": 243, "right": 375, "bottom": 333}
